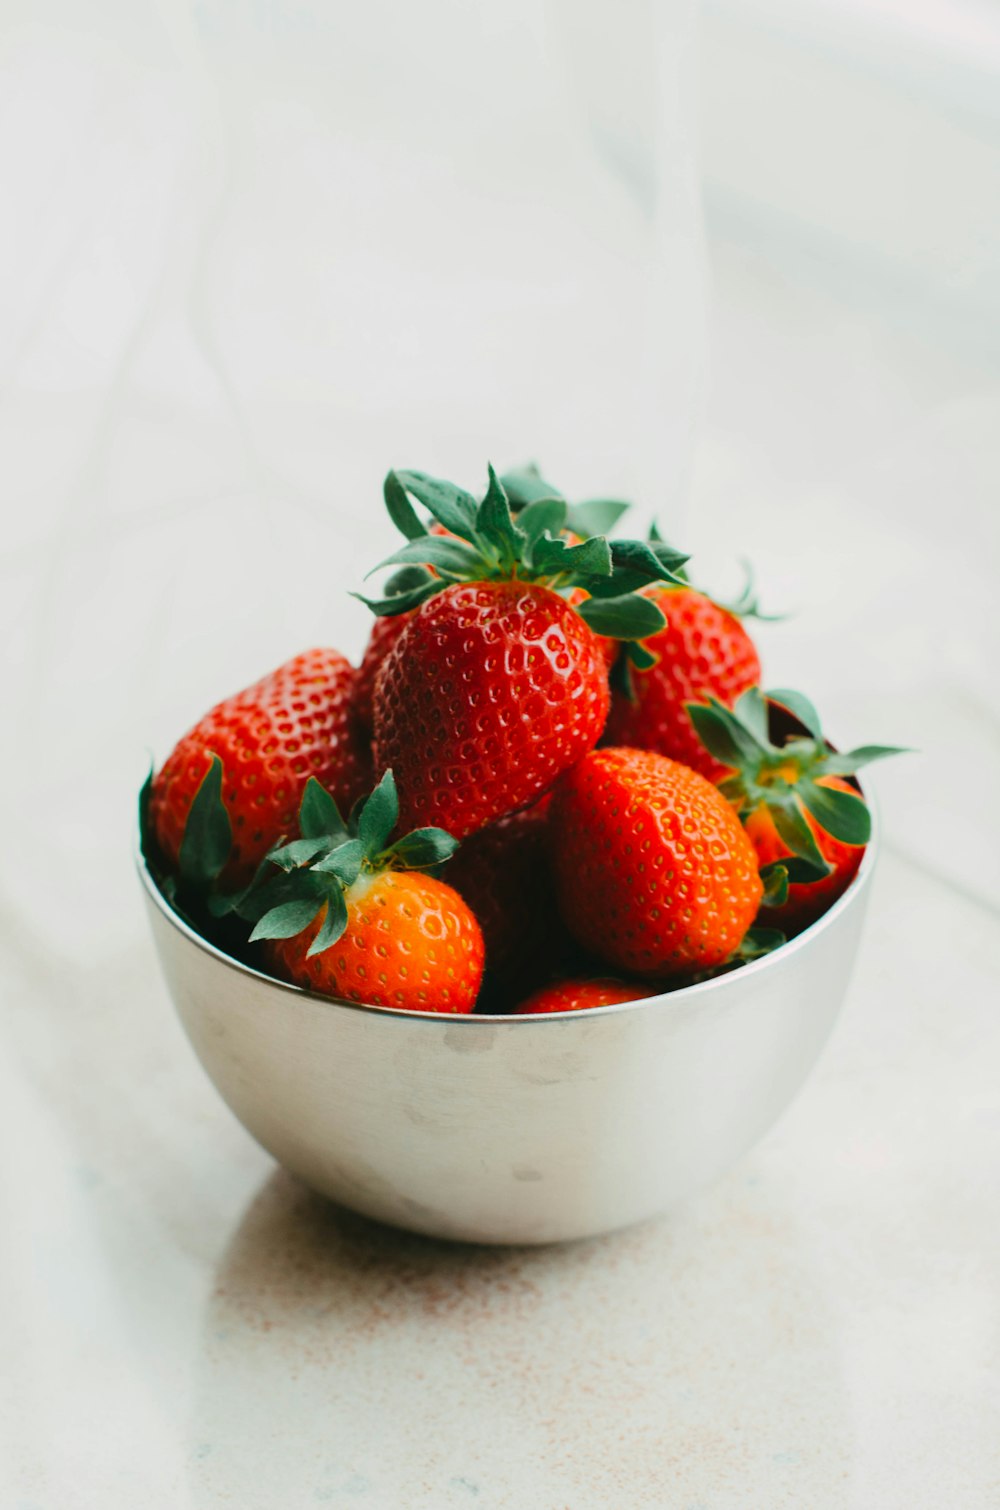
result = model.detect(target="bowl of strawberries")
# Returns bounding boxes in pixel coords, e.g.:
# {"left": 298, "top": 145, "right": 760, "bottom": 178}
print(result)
{"left": 138, "top": 465, "right": 898, "bottom": 1244}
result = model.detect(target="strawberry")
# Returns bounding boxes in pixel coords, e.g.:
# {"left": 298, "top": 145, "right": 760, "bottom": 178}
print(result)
{"left": 688, "top": 686, "right": 904, "bottom": 934}
{"left": 604, "top": 585, "right": 761, "bottom": 781}
{"left": 354, "top": 478, "right": 629, "bottom": 729}
{"left": 150, "top": 649, "right": 372, "bottom": 889}
{"left": 746, "top": 775, "right": 868, "bottom": 934}
{"left": 354, "top": 609, "right": 409, "bottom": 732}
{"left": 551, "top": 747, "right": 763, "bottom": 977}
{"left": 361, "top": 465, "right": 687, "bottom": 837}
{"left": 241, "top": 770, "right": 484, "bottom": 1012}
{"left": 442, "top": 795, "right": 573, "bottom": 992}
{"left": 515, "top": 977, "right": 651, "bottom": 1014}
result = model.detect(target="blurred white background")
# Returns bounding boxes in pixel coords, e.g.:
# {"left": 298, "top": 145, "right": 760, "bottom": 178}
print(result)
{"left": 3, "top": 2, "right": 999, "bottom": 1506}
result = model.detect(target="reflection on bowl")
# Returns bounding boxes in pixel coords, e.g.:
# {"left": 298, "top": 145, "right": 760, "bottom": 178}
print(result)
{"left": 137, "top": 808, "right": 875, "bottom": 1245}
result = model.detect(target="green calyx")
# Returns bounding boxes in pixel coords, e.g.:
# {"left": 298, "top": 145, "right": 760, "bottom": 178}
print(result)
{"left": 608, "top": 528, "right": 781, "bottom": 701}
{"left": 149, "top": 760, "right": 458, "bottom": 961}
{"left": 355, "top": 463, "right": 690, "bottom": 643}
{"left": 687, "top": 686, "right": 907, "bottom": 888}
{"left": 226, "top": 770, "right": 458, "bottom": 958}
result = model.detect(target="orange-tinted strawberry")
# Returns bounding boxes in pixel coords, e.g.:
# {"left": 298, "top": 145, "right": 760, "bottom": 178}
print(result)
{"left": 362, "top": 466, "right": 687, "bottom": 837}
{"left": 688, "top": 686, "right": 904, "bottom": 935}
{"left": 604, "top": 586, "right": 761, "bottom": 780}
{"left": 515, "top": 977, "right": 651, "bottom": 1014}
{"left": 239, "top": 769, "right": 483, "bottom": 1013}
{"left": 265, "top": 868, "right": 483, "bottom": 1013}
{"left": 150, "top": 649, "right": 372, "bottom": 888}
{"left": 551, "top": 747, "right": 763, "bottom": 977}
{"left": 746, "top": 776, "right": 866, "bottom": 934}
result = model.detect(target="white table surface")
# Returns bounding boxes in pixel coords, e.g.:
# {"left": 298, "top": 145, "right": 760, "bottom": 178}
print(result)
{"left": 4, "top": 10, "right": 1000, "bottom": 1508}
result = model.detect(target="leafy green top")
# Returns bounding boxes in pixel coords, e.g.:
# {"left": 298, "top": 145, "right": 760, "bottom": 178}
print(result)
{"left": 159, "top": 759, "right": 457, "bottom": 959}
{"left": 687, "top": 686, "right": 906, "bottom": 903}
{"left": 356, "top": 463, "right": 690, "bottom": 642}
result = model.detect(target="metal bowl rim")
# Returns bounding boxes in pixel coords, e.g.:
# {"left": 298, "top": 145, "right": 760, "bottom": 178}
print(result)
{"left": 136, "top": 793, "right": 877, "bottom": 1026}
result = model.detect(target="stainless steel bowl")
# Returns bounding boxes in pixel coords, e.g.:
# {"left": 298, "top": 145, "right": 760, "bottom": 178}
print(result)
{"left": 138, "top": 813, "right": 875, "bottom": 1245}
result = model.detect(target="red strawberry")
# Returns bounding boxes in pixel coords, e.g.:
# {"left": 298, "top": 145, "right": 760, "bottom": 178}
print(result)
{"left": 243, "top": 770, "right": 484, "bottom": 1013}
{"left": 515, "top": 977, "right": 651, "bottom": 1014}
{"left": 376, "top": 581, "right": 611, "bottom": 838}
{"left": 604, "top": 586, "right": 761, "bottom": 781}
{"left": 746, "top": 775, "right": 866, "bottom": 935}
{"left": 363, "top": 466, "right": 686, "bottom": 837}
{"left": 355, "top": 611, "right": 408, "bottom": 731}
{"left": 443, "top": 795, "right": 572, "bottom": 989}
{"left": 688, "top": 686, "right": 903, "bottom": 935}
{"left": 551, "top": 747, "right": 763, "bottom": 977}
{"left": 355, "top": 515, "right": 622, "bottom": 730}
{"left": 150, "top": 649, "right": 372, "bottom": 888}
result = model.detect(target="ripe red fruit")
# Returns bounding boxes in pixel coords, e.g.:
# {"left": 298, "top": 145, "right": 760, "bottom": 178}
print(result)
{"left": 551, "top": 747, "right": 763, "bottom": 977}
{"left": 443, "top": 795, "right": 572, "bottom": 989}
{"left": 265, "top": 869, "right": 484, "bottom": 1013}
{"left": 354, "top": 611, "right": 409, "bottom": 731}
{"left": 745, "top": 775, "right": 866, "bottom": 935}
{"left": 687, "top": 686, "right": 903, "bottom": 936}
{"left": 374, "top": 581, "right": 612, "bottom": 838}
{"left": 604, "top": 587, "right": 761, "bottom": 780}
{"left": 361, "top": 465, "right": 687, "bottom": 836}
{"left": 150, "top": 649, "right": 372, "bottom": 888}
{"left": 515, "top": 977, "right": 651, "bottom": 1014}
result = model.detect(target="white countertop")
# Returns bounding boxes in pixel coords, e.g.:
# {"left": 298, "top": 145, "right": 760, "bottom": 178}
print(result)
{"left": 3, "top": 6, "right": 999, "bottom": 1506}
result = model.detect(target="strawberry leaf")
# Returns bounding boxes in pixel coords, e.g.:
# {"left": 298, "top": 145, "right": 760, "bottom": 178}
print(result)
{"left": 577, "top": 593, "right": 666, "bottom": 640}
{"left": 266, "top": 835, "right": 330, "bottom": 871}
{"left": 250, "top": 895, "right": 327, "bottom": 943}
{"left": 475, "top": 465, "right": 524, "bottom": 565}
{"left": 626, "top": 639, "right": 659, "bottom": 671}
{"left": 823, "top": 744, "right": 909, "bottom": 775}
{"left": 500, "top": 465, "right": 564, "bottom": 508}
{"left": 352, "top": 581, "right": 439, "bottom": 617}
{"left": 766, "top": 688, "right": 824, "bottom": 743}
{"left": 568, "top": 498, "right": 631, "bottom": 537}
{"left": 299, "top": 778, "right": 348, "bottom": 842}
{"left": 178, "top": 755, "right": 232, "bottom": 889}
{"left": 235, "top": 868, "right": 322, "bottom": 924}
{"left": 688, "top": 700, "right": 768, "bottom": 769}
{"left": 357, "top": 769, "right": 399, "bottom": 857}
{"left": 389, "top": 827, "right": 459, "bottom": 869}
{"left": 306, "top": 888, "right": 349, "bottom": 957}
{"left": 369, "top": 535, "right": 483, "bottom": 579}
{"left": 732, "top": 686, "right": 770, "bottom": 744}
{"left": 395, "top": 470, "right": 478, "bottom": 538}
{"left": 383, "top": 470, "right": 428, "bottom": 540}
{"left": 798, "top": 781, "right": 871, "bottom": 846}
{"left": 311, "top": 837, "right": 365, "bottom": 886}
{"left": 769, "top": 799, "right": 831, "bottom": 873}
{"left": 518, "top": 496, "right": 568, "bottom": 548}
{"left": 686, "top": 704, "right": 746, "bottom": 770}
{"left": 784, "top": 856, "right": 834, "bottom": 884}
{"left": 760, "top": 862, "right": 790, "bottom": 907}
{"left": 531, "top": 533, "right": 613, "bottom": 578}
{"left": 610, "top": 538, "right": 689, "bottom": 584}
{"left": 737, "top": 926, "right": 786, "bottom": 961}
{"left": 383, "top": 564, "right": 436, "bottom": 597}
